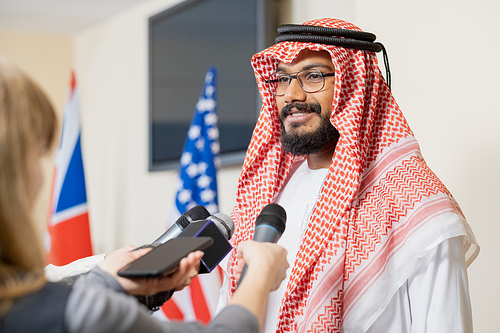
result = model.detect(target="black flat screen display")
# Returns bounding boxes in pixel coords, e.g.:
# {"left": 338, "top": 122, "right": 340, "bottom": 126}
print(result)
{"left": 149, "top": 0, "right": 276, "bottom": 171}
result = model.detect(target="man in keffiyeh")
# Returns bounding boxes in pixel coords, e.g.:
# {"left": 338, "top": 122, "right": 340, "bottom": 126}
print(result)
{"left": 218, "top": 18, "right": 479, "bottom": 332}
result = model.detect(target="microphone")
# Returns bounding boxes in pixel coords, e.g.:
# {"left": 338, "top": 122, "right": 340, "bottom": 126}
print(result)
{"left": 238, "top": 203, "right": 286, "bottom": 284}
{"left": 178, "top": 212, "right": 235, "bottom": 273}
{"left": 64, "top": 207, "right": 210, "bottom": 285}
{"left": 134, "top": 210, "right": 233, "bottom": 310}
{"left": 153, "top": 205, "right": 210, "bottom": 244}
{"left": 252, "top": 203, "right": 286, "bottom": 242}
{"left": 208, "top": 213, "right": 235, "bottom": 240}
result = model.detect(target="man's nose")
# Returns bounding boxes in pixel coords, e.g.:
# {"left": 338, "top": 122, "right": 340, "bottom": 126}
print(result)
{"left": 283, "top": 78, "right": 307, "bottom": 104}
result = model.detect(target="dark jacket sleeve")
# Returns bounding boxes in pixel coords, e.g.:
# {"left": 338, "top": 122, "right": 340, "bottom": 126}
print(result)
{"left": 65, "top": 266, "right": 258, "bottom": 333}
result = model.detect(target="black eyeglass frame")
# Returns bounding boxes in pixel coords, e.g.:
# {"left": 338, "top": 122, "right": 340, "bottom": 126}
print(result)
{"left": 265, "top": 69, "right": 335, "bottom": 96}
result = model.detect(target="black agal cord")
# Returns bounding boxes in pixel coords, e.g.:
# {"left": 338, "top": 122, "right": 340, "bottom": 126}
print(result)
{"left": 276, "top": 24, "right": 391, "bottom": 89}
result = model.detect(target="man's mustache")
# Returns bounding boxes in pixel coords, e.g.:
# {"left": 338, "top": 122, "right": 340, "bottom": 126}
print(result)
{"left": 280, "top": 103, "right": 321, "bottom": 118}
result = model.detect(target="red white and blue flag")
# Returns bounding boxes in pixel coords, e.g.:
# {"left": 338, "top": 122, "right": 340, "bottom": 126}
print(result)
{"left": 156, "top": 67, "right": 222, "bottom": 324}
{"left": 46, "top": 72, "right": 93, "bottom": 266}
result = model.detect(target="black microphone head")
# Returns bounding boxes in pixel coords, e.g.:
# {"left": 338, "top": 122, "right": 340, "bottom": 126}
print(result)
{"left": 255, "top": 203, "right": 286, "bottom": 235}
{"left": 208, "top": 213, "right": 235, "bottom": 240}
{"left": 179, "top": 205, "right": 210, "bottom": 229}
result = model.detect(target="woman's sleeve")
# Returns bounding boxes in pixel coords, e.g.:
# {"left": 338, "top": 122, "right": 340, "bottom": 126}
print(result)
{"left": 65, "top": 266, "right": 258, "bottom": 333}
{"left": 45, "top": 253, "right": 106, "bottom": 282}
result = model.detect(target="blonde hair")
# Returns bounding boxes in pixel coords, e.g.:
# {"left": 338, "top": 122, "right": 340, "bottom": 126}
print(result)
{"left": 0, "top": 56, "right": 58, "bottom": 314}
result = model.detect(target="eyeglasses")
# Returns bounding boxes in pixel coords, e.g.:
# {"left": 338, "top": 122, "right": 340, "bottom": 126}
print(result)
{"left": 265, "top": 69, "right": 335, "bottom": 96}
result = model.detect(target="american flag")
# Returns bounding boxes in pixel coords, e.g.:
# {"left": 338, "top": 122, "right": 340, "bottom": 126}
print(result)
{"left": 46, "top": 72, "right": 93, "bottom": 265}
{"left": 158, "top": 67, "right": 222, "bottom": 324}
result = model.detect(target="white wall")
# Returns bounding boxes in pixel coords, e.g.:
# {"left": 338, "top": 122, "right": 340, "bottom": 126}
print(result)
{"left": 74, "top": 0, "right": 499, "bottom": 331}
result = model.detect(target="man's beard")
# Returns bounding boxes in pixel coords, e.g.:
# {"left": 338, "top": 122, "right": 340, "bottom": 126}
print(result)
{"left": 279, "top": 102, "right": 340, "bottom": 156}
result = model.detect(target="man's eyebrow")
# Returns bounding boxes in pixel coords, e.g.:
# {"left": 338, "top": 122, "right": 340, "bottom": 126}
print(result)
{"left": 276, "top": 63, "right": 334, "bottom": 73}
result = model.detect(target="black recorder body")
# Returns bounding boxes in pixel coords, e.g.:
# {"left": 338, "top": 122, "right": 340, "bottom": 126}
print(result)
{"left": 178, "top": 219, "right": 232, "bottom": 274}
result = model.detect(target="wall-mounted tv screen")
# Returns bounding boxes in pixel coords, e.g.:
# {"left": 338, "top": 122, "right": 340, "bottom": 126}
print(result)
{"left": 149, "top": 0, "right": 276, "bottom": 171}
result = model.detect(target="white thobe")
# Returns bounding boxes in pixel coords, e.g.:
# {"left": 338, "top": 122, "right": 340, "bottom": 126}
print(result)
{"left": 231, "top": 159, "right": 473, "bottom": 333}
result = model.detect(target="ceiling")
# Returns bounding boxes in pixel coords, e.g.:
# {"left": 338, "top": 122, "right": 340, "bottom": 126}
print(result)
{"left": 0, "top": 0, "right": 155, "bottom": 35}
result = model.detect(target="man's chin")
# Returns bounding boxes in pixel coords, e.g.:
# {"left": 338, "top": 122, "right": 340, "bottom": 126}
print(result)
{"left": 285, "top": 121, "right": 318, "bottom": 132}
{"left": 280, "top": 117, "right": 340, "bottom": 156}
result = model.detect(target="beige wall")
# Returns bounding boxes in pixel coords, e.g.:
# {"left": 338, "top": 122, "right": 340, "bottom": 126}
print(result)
{"left": 0, "top": 29, "right": 73, "bottom": 235}
{"left": 1, "top": 0, "right": 498, "bottom": 330}
{"left": 0, "top": 30, "right": 73, "bottom": 113}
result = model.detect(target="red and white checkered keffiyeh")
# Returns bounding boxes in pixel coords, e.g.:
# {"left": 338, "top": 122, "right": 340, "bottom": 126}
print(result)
{"left": 227, "top": 18, "right": 478, "bottom": 332}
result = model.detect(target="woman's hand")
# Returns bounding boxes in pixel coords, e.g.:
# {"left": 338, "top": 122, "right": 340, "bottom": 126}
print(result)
{"left": 99, "top": 245, "right": 203, "bottom": 295}
{"left": 228, "top": 240, "right": 288, "bottom": 329}
{"left": 235, "top": 241, "right": 288, "bottom": 292}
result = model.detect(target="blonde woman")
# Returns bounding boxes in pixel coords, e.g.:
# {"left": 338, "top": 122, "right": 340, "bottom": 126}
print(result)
{"left": 0, "top": 57, "right": 288, "bottom": 333}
